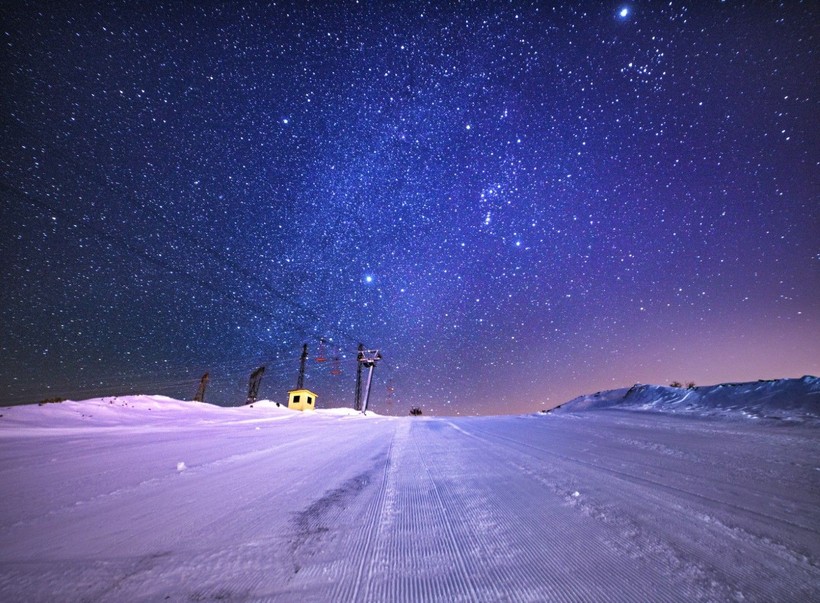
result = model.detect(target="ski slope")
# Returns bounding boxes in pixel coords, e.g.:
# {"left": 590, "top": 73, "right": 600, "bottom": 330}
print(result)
{"left": 1, "top": 388, "right": 818, "bottom": 602}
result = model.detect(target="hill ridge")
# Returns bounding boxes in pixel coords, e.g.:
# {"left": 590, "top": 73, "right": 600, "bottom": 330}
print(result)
{"left": 550, "top": 375, "right": 819, "bottom": 421}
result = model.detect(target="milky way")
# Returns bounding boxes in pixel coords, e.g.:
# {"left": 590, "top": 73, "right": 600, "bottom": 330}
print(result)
{"left": 1, "top": 2, "right": 817, "bottom": 414}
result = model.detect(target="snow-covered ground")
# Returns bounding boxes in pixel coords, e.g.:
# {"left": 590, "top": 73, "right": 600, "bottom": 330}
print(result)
{"left": 1, "top": 381, "right": 818, "bottom": 602}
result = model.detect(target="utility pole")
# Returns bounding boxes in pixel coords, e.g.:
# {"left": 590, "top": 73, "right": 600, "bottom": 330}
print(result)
{"left": 354, "top": 343, "right": 364, "bottom": 410}
{"left": 358, "top": 349, "right": 382, "bottom": 414}
{"left": 296, "top": 343, "right": 308, "bottom": 389}
{"left": 193, "top": 372, "right": 209, "bottom": 403}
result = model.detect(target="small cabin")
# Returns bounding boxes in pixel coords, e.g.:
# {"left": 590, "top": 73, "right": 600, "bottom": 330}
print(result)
{"left": 288, "top": 388, "right": 317, "bottom": 412}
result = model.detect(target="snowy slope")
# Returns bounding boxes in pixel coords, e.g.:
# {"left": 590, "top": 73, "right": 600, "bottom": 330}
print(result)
{"left": 0, "top": 396, "right": 369, "bottom": 432}
{"left": 1, "top": 393, "right": 818, "bottom": 601}
{"left": 552, "top": 375, "right": 820, "bottom": 421}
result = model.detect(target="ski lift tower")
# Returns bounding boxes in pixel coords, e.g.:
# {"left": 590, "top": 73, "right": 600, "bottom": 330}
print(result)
{"left": 246, "top": 366, "right": 265, "bottom": 405}
{"left": 358, "top": 349, "right": 382, "bottom": 414}
{"left": 193, "top": 372, "right": 209, "bottom": 403}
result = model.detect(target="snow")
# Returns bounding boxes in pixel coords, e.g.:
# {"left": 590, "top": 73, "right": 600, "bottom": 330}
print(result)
{"left": 1, "top": 381, "right": 818, "bottom": 601}
{"left": 552, "top": 375, "right": 820, "bottom": 422}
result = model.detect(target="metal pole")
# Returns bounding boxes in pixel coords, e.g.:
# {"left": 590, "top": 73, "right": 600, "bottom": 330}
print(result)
{"left": 354, "top": 343, "right": 364, "bottom": 410}
{"left": 357, "top": 349, "right": 381, "bottom": 414}
{"left": 361, "top": 364, "right": 375, "bottom": 414}
{"left": 297, "top": 343, "right": 308, "bottom": 389}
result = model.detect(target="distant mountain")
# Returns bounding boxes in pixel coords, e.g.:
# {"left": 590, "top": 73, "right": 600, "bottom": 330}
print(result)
{"left": 549, "top": 376, "right": 819, "bottom": 422}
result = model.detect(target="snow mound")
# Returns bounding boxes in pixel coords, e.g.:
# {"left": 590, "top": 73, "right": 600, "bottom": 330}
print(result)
{"left": 0, "top": 395, "right": 232, "bottom": 430}
{"left": 551, "top": 376, "right": 819, "bottom": 422}
{"left": 0, "top": 395, "right": 377, "bottom": 432}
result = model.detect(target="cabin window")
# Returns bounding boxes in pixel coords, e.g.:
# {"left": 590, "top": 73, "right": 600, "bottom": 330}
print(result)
{"left": 293, "top": 395, "right": 300, "bottom": 403}
{"left": 307, "top": 397, "right": 313, "bottom": 405}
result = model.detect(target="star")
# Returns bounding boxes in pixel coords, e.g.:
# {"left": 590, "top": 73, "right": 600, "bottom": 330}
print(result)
{"left": 0, "top": 1, "right": 815, "bottom": 415}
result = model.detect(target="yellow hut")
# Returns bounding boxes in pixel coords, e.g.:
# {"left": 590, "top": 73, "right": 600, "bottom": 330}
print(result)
{"left": 288, "top": 388, "right": 317, "bottom": 412}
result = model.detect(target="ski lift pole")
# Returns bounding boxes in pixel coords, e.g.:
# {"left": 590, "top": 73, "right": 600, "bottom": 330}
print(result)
{"left": 297, "top": 343, "right": 308, "bottom": 389}
{"left": 358, "top": 350, "right": 382, "bottom": 414}
{"left": 361, "top": 364, "right": 375, "bottom": 414}
{"left": 354, "top": 343, "right": 364, "bottom": 410}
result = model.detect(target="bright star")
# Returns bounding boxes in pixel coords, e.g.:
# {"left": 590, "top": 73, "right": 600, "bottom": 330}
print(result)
{"left": 364, "top": 275, "right": 374, "bottom": 284}
{"left": 618, "top": 7, "right": 630, "bottom": 19}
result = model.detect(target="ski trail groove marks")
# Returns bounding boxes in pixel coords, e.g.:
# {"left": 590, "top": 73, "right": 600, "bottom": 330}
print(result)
{"left": 428, "top": 423, "right": 552, "bottom": 602}
{"left": 87, "top": 551, "right": 173, "bottom": 602}
{"left": 451, "top": 420, "right": 730, "bottom": 602}
{"left": 461, "top": 419, "right": 820, "bottom": 602}
{"left": 357, "top": 420, "right": 497, "bottom": 602}
{"left": 328, "top": 421, "right": 399, "bottom": 602}
{"left": 408, "top": 424, "right": 484, "bottom": 602}
{"left": 289, "top": 467, "right": 377, "bottom": 576}
{"left": 469, "top": 423, "right": 818, "bottom": 534}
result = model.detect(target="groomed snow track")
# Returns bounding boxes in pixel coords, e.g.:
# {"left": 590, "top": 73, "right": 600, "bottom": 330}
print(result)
{"left": 1, "top": 407, "right": 818, "bottom": 601}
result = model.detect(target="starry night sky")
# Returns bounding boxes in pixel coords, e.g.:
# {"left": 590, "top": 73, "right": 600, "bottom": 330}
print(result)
{"left": 1, "top": 1, "right": 818, "bottom": 414}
